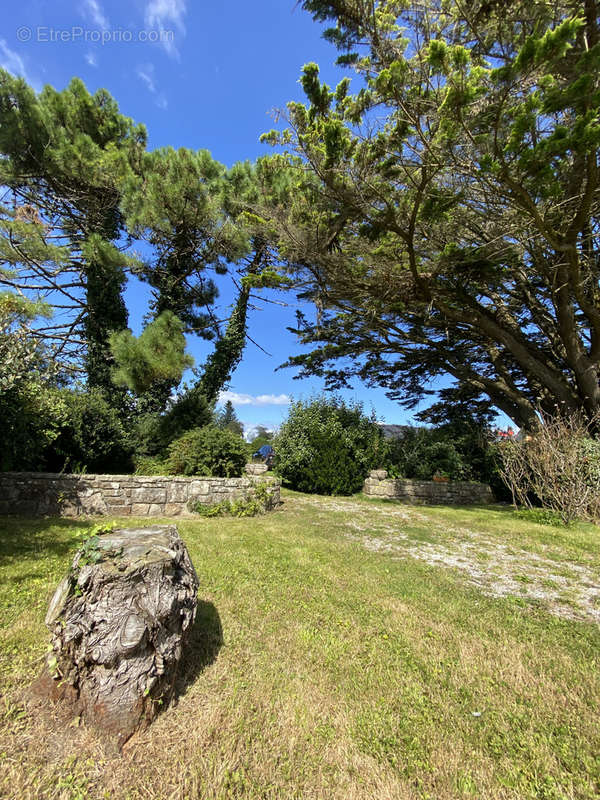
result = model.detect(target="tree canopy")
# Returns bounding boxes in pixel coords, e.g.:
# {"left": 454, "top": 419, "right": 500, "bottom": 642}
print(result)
{"left": 255, "top": 0, "right": 600, "bottom": 428}
{"left": 0, "top": 71, "right": 146, "bottom": 392}
{"left": 0, "top": 72, "right": 270, "bottom": 420}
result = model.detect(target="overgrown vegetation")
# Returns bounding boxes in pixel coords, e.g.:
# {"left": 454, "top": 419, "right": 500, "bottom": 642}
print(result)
{"left": 189, "top": 482, "right": 272, "bottom": 517}
{"left": 384, "top": 418, "right": 498, "bottom": 483}
{"left": 498, "top": 412, "right": 600, "bottom": 524}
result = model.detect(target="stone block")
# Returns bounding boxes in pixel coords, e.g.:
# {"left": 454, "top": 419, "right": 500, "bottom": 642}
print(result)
{"left": 147, "top": 504, "right": 165, "bottom": 516}
{"left": 79, "top": 493, "right": 108, "bottom": 516}
{"left": 369, "top": 469, "right": 388, "bottom": 480}
{"left": 166, "top": 484, "right": 189, "bottom": 503}
{"left": 131, "top": 488, "right": 167, "bottom": 504}
{"left": 164, "top": 503, "right": 183, "bottom": 516}
{"left": 106, "top": 505, "right": 131, "bottom": 516}
{"left": 245, "top": 463, "right": 268, "bottom": 476}
{"left": 131, "top": 504, "right": 150, "bottom": 516}
{"left": 190, "top": 481, "right": 210, "bottom": 495}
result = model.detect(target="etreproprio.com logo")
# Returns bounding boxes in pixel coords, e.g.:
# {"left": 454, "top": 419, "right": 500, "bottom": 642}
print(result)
{"left": 16, "top": 26, "right": 174, "bottom": 45}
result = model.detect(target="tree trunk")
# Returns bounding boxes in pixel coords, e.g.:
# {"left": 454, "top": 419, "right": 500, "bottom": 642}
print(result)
{"left": 35, "top": 525, "right": 198, "bottom": 749}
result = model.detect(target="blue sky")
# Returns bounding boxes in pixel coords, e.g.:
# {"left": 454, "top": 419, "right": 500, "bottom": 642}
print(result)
{"left": 1, "top": 0, "right": 453, "bottom": 435}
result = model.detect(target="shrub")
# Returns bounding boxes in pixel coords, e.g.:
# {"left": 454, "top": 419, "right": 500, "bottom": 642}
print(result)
{"left": 167, "top": 426, "right": 247, "bottom": 477}
{"left": 386, "top": 433, "right": 467, "bottom": 480}
{"left": 0, "top": 382, "right": 69, "bottom": 471}
{"left": 129, "top": 391, "right": 213, "bottom": 458}
{"left": 498, "top": 412, "right": 600, "bottom": 524}
{"left": 133, "top": 455, "right": 170, "bottom": 476}
{"left": 274, "top": 396, "right": 386, "bottom": 495}
{"left": 384, "top": 421, "right": 499, "bottom": 484}
{"left": 48, "top": 389, "right": 133, "bottom": 474}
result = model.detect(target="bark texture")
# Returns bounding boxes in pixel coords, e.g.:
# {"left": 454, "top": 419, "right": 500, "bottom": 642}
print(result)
{"left": 38, "top": 525, "right": 198, "bottom": 747}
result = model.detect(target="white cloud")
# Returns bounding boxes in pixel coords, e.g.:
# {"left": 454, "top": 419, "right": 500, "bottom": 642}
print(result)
{"left": 0, "top": 40, "right": 39, "bottom": 90}
{"left": 82, "top": 0, "right": 110, "bottom": 29}
{"left": 136, "top": 63, "right": 156, "bottom": 93}
{"left": 136, "top": 63, "right": 168, "bottom": 109}
{"left": 0, "top": 40, "right": 27, "bottom": 78}
{"left": 144, "top": 0, "right": 187, "bottom": 57}
{"left": 219, "top": 391, "right": 291, "bottom": 407}
{"left": 85, "top": 51, "right": 98, "bottom": 67}
{"left": 244, "top": 423, "right": 278, "bottom": 442}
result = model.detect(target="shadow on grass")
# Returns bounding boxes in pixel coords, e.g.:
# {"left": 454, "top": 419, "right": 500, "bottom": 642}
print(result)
{"left": 0, "top": 516, "right": 92, "bottom": 566}
{"left": 175, "top": 600, "right": 223, "bottom": 699}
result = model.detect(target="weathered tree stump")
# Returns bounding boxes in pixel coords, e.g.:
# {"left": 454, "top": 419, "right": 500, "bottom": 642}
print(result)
{"left": 37, "top": 525, "right": 198, "bottom": 748}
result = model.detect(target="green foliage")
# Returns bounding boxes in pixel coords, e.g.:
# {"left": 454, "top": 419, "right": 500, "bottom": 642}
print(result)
{"left": 258, "top": 1, "right": 600, "bottom": 429}
{"left": 0, "top": 292, "right": 68, "bottom": 471}
{"left": 386, "top": 435, "right": 467, "bottom": 481}
{"left": 121, "top": 147, "right": 249, "bottom": 332}
{"left": 126, "top": 388, "right": 214, "bottom": 460}
{"left": 0, "top": 71, "right": 146, "bottom": 398}
{"left": 0, "top": 291, "right": 53, "bottom": 393}
{"left": 515, "top": 508, "right": 565, "bottom": 527}
{"left": 132, "top": 456, "right": 170, "bottom": 476}
{"left": 110, "top": 311, "right": 194, "bottom": 397}
{"left": 194, "top": 280, "right": 252, "bottom": 406}
{"left": 385, "top": 422, "right": 498, "bottom": 484}
{"left": 47, "top": 389, "right": 132, "bottom": 474}
{"left": 189, "top": 482, "right": 271, "bottom": 517}
{"left": 0, "top": 382, "right": 69, "bottom": 472}
{"left": 274, "top": 395, "right": 385, "bottom": 495}
{"left": 156, "top": 389, "right": 214, "bottom": 450}
{"left": 216, "top": 400, "right": 244, "bottom": 436}
{"left": 82, "top": 236, "right": 131, "bottom": 396}
{"left": 167, "top": 426, "right": 247, "bottom": 477}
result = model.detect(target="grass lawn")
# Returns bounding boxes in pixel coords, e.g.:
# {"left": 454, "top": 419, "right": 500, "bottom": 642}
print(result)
{"left": 0, "top": 490, "right": 599, "bottom": 799}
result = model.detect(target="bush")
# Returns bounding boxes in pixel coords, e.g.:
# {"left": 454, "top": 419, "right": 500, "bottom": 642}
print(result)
{"left": 274, "top": 396, "right": 386, "bottom": 495}
{"left": 129, "top": 391, "right": 213, "bottom": 458}
{"left": 133, "top": 455, "right": 170, "bottom": 476}
{"left": 48, "top": 389, "right": 133, "bottom": 473}
{"left": 498, "top": 413, "right": 600, "bottom": 524}
{"left": 386, "top": 433, "right": 467, "bottom": 480}
{"left": 167, "top": 426, "right": 247, "bottom": 477}
{"left": 0, "top": 381, "right": 69, "bottom": 471}
{"left": 384, "top": 421, "right": 499, "bottom": 484}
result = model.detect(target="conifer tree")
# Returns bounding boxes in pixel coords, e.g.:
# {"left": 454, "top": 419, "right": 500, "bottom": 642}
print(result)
{"left": 109, "top": 311, "right": 194, "bottom": 397}
{"left": 259, "top": 0, "right": 600, "bottom": 428}
{"left": 0, "top": 71, "right": 146, "bottom": 396}
{"left": 121, "top": 149, "right": 270, "bottom": 411}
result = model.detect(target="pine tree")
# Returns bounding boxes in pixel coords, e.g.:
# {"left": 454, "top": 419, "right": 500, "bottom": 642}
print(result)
{"left": 0, "top": 71, "right": 146, "bottom": 397}
{"left": 217, "top": 400, "right": 243, "bottom": 437}
{"left": 109, "top": 312, "right": 194, "bottom": 397}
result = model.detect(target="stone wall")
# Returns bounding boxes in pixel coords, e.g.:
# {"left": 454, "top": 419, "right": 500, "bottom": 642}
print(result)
{"left": 363, "top": 470, "right": 494, "bottom": 505}
{"left": 0, "top": 469, "right": 280, "bottom": 518}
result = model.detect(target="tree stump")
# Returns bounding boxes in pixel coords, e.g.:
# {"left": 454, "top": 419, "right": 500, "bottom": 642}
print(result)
{"left": 37, "top": 525, "right": 198, "bottom": 748}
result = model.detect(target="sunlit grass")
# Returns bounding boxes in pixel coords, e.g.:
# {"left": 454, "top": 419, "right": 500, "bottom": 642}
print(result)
{"left": 1, "top": 492, "right": 599, "bottom": 799}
